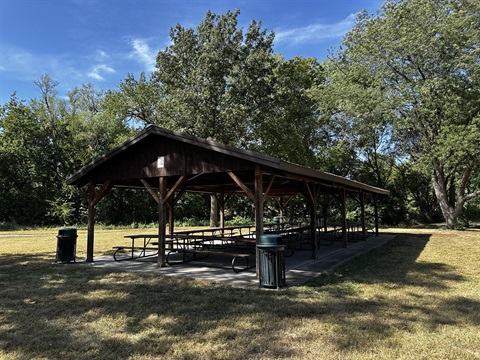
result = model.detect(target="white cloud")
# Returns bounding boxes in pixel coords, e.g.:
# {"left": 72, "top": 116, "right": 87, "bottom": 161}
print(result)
{"left": 275, "top": 13, "right": 358, "bottom": 45}
{"left": 88, "top": 64, "right": 115, "bottom": 81}
{"left": 95, "top": 50, "right": 108, "bottom": 61}
{"left": 130, "top": 38, "right": 156, "bottom": 72}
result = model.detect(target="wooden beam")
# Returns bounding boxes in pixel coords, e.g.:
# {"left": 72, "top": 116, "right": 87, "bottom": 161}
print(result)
{"left": 157, "top": 177, "right": 167, "bottom": 267}
{"left": 304, "top": 182, "right": 315, "bottom": 204}
{"left": 339, "top": 188, "right": 348, "bottom": 248}
{"left": 164, "top": 175, "right": 186, "bottom": 205}
{"left": 309, "top": 199, "right": 318, "bottom": 260}
{"left": 322, "top": 195, "right": 329, "bottom": 232}
{"left": 224, "top": 191, "right": 235, "bottom": 204}
{"left": 373, "top": 194, "right": 379, "bottom": 236}
{"left": 213, "top": 190, "right": 235, "bottom": 233}
{"left": 350, "top": 193, "right": 361, "bottom": 205}
{"left": 228, "top": 171, "right": 255, "bottom": 203}
{"left": 92, "top": 181, "right": 112, "bottom": 206}
{"left": 300, "top": 183, "right": 319, "bottom": 259}
{"left": 360, "top": 192, "right": 367, "bottom": 240}
{"left": 140, "top": 179, "right": 160, "bottom": 204}
{"left": 86, "top": 181, "right": 96, "bottom": 263}
{"left": 254, "top": 166, "right": 264, "bottom": 279}
{"left": 293, "top": 181, "right": 308, "bottom": 199}
{"left": 173, "top": 187, "right": 186, "bottom": 206}
{"left": 85, "top": 180, "right": 113, "bottom": 262}
{"left": 213, "top": 191, "right": 234, "bottom": 207}
{"left": 263, "top": 175, "right": 276, "bottom": 201}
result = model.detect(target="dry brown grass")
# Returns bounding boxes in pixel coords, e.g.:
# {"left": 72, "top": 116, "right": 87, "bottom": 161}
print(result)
{"left": 0, "top": 227, "right": 479, "bottom": 359}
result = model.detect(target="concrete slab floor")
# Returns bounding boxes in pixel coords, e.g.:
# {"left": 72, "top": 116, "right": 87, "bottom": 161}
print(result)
{"left": 82, "top": 235, "right": 395, "bottom": 289}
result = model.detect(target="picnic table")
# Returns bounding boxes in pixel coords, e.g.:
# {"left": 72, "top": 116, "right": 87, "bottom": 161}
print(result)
{"left": 165, "top": 233, "right": 254, "bottom": 272}
{"left": 261, "top": 225, "right": 311, "bottom": 256}
{"left": 316, "top": 221, "right": 374, "bottom": 245}
{"left": 112, "top": 234, "right": 160, "bottom": 261}
{"left": 113, "top": 226, "right": 256, "bottom": 272}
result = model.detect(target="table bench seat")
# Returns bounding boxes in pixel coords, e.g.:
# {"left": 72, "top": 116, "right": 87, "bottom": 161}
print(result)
{"left": 166, "top": 248, "right": 252, "bottom": 272}
{"left": 113, "top": 246, "right": 158, "bottom": 261}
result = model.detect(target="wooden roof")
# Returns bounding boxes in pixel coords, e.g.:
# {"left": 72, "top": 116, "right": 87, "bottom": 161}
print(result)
{"left": 67, "top": 125, "right": 389, "bottom": 196}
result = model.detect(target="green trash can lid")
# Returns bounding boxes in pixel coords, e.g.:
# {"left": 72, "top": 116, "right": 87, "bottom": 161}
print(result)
{"left": 258, "top": 234, "right": 282, "bottom": 246}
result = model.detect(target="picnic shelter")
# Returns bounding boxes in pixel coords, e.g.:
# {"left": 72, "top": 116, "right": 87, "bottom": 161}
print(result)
{"left": 67, "top": 125, "right": 389, "bottom": 275}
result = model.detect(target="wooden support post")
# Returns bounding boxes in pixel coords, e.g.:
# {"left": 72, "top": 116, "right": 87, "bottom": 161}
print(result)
{"left": 360, "top": 192, "right": 367, "bottom": 240}
{"left": 309, "top": 200, "right": 318, "bottom": 260}
{"left": 215, "top": 192, "right": 234, "bottom": 235}
{"left": 373, "top": 194, "right": 379, "bottom": 236}
{"left": 86, "top": 181, "right": 96, "bottom": 263}
{"left": 254, "top": 166, "right": 264, "bottom": 279}
{"left": 228, "top": 171, "right": 255, "bottom": 203}
{"left": 303, "top": 183, "right": 319, "bottom": 260}
{"left": 274, "top": 195, "right": 293, "bottom": 224}
{"left": 339, "top": 188, "right": 348, "bottom": 248}
{"left": 142, "top": 175, "right": 185, "bottom": 239}
{"left": 323, "top": 197, "right": 328, "bottom": 233}
{"left": 157, "top": 177, "right": 167, "bottom": 267}
{"left": 86, "top": 180, "right": 112, "bottom": 263}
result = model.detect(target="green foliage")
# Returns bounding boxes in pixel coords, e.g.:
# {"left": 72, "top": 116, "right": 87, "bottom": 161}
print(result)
{"left": 250, "top": 56, "right": 325, "bottom": 167}
{"left": 102, "top": 72, "right": 163, "bottom": 128}
{"left": 225, "top": 216, "right": 254, "bottom": 226}
{"left": 5, "top": 5, "right": 479, "bottom": 228}
{"left": 324, "top": 0, "right": 480, "bottom": 227}
{"left": 0, "top": 76, "right": 131, "bottom": 226}
{"left": 153, "top": 9, "right": 276, "bottom": 146}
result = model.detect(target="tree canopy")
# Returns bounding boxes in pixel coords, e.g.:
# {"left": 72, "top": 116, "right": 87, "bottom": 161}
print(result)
{"left": 153, "top": 9, "right": 276, "bottom": 146}
{"left": 2, "top": 3, "right": 480, "bottom": 229}
{"left": 324, "top": 0, "right": 480, "bottom": 228}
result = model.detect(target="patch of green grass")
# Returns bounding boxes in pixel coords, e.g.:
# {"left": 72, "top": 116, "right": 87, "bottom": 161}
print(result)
{"left": 1, "top": 228, "right": 479, "bottom": 359}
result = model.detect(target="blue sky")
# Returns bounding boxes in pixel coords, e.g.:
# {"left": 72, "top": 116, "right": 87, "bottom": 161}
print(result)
{"left": 0, "top": 0, "right": 384, "bottom": 105}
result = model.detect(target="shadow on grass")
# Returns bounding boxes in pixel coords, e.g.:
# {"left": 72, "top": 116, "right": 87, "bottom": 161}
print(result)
{"left": 308, "top": 233, "right": 464, "bottom": 289}
{"left": 304, "top": 233, "right": 479, "bottom": 340}
{"left": 0, "top": 234, "right": 478, "bottom": 359}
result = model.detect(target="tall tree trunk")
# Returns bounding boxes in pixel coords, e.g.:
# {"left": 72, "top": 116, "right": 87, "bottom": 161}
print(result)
{"left": 432, "top": 159, "right": 455, "bottom": 229}
{"left": 431, "top": 159, "right": 476, "bottom": 229}
{"left": 210, "top": 194, "right": 218, "bottom": 227}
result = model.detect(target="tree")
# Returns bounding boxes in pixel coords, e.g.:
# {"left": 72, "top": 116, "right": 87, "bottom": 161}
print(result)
{"left": 250, "top": 56, "right": 325, "bottom": 167}
{"left": 0, "top": 76, "right": 133, "bottom": 226}
{"left": 0, "top": 95, "right": 47, "bottom": 224}
{"left": 102, "top": 72, "right": 163, "bottom": 129}
{"left": 329, "top": 0, "right": 480, "bottom": 228}
{"left": 152, "top": 10, "right": 276, "bottom": 226}
{"left": 153, "top": 9, "right": 276, "bottom": 146}
{"left": 69, "top": 83, "right": 133, "bottom": 162}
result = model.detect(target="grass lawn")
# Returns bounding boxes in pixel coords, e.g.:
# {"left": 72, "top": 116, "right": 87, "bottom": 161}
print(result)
{"left": 0, "top": 228, "right": 479, "bottom": 359}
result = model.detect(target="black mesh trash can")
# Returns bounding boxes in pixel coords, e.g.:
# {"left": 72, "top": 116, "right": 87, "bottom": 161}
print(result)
{"left": 257, "top": 234, "right": 286, "bottom": 289}
{"left": 56, "top": 228, "right": 77, "bottom": 263}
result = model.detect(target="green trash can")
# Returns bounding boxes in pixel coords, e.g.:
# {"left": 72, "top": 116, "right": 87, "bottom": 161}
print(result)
{"left": 56, "top": 228, "right": 77, "bottom": 263}
{"left": 257, "top": 234, "right": 286, "bottom": 289}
